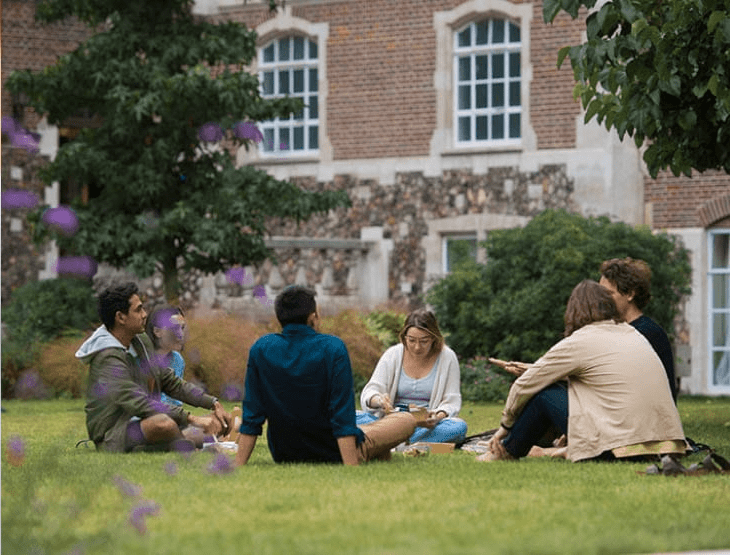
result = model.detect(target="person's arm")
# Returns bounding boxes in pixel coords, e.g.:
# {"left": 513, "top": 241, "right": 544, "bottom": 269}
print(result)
{"left": 235, "top": 434, "right": 258, "bottom": 466}
{"left": 430, "top": 347, "right": 463, "bottom": 417}
{"left": 360, "top": 346, "right": 399, "bottom": 412}
{"left": 501, "top": 335, "right": 579, "bottom": 428}
{"left": 337, "top": 436, "right": 359, "bottom": 466}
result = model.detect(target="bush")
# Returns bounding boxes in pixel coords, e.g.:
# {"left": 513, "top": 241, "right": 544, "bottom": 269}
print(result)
{"left": 3, "top": 277, "right": 98, "bottom": 343}
{"left": 363, "top": 308, "right": 408, "bottom": 350}
{"left": 318, "top": 310, "right": 384, "bottom": 393}
{"left": 35, "top": 332, "right": 89, "bottom": 398}
{"left": 459, "top": 356, "right": 513, "bottom": 403}
{"left": 2, "top": 278, "right": 97, "bottom": 398}
{"left": 183, "top": 314, "right": 267, "bottom": 401}
{"left": 428, "top": 209, "right": 692, "bottom": 362}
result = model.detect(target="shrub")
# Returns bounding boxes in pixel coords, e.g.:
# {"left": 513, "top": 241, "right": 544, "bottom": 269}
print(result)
{"left": 35, "top": 332, "right": 89, "bottom": 398}
{"left": 3, "top": 277, "right": 98, "bottom": 343}
{"left": 459, "top": 356, "right": 513, "bottom": 403}
{"left": 183, "top": 314, "right": 267, "bottom": 401}
{"left": 428, "top": 209, "right": 692, "bottom": 362}
{"left": 318, "top": 310, "right": 383, "bottom": 393}
{"left": 2, "top": 278, "right": 97, "bottom": 398}
{"left": 364, "top": 308, "right": 408, "bottom": 350}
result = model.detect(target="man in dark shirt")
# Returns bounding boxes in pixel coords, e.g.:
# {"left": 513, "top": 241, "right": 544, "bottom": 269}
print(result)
{"left": 599, "top": 258, "right": 678, "bottom": 401}
{"left": 235, "top": 285, "right": 416, "bottom": 466}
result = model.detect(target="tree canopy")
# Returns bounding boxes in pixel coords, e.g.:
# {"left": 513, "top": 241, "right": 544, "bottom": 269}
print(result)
{"left": 7, "top": 0, "right": 348, "bottom": 299}
{"left": 427, "top": 210, "right": 692, "bottom": 361}
{"left": 544, "top": 0, "right": 730, "bottom": 178}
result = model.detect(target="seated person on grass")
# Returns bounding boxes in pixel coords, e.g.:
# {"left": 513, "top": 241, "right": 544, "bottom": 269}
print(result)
{"left": 477, "top": 280, "right": 685, "bottom": 463}
{"left": 77, "top": 282, "right": 232, "bottom": 453}
{"left": 599, "top": 257, "right": 678, "bottom": 402}
{"left": 235, "top": 285, "right": 417, "bottom": 466}
{"left": 145, "top": 304, "right": 187, "bottom": 407}
{"left": 358, "top": 308, "right": 467, "bottom": 445}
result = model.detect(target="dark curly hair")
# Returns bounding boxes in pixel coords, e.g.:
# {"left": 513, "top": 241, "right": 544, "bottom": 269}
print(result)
{"left": 599, "top": 257, "right": 652, "bottom": 310}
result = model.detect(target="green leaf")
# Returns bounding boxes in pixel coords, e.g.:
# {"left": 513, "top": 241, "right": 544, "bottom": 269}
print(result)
{"left": 557, "top": 46, "right": 572, "bottom": 69}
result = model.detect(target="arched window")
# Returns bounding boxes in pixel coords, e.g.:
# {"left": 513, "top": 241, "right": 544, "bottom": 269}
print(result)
{"left": 454, "top": 19, "right": 521, "bottom": 146}
{"left": 259, "top": 35, "right": 319, "bottom": 155}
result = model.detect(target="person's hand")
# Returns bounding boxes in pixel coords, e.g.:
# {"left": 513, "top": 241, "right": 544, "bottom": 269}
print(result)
{"left": 423, "top": 411, "right": 447, "bottom": 429}
{"left": 488, "top": 358, "right": 530, "bottom": 377}
{"left": 189, "top": 414, "right": 223, "bottom": 436}
{"left": 488, "top": 425, "right": 510, "bottom": 458}
{"left": 212, "top": 401, "right": 232, "bottom": 437}
{"left": 369, "top": 394, "right": 393, "bottom": 412}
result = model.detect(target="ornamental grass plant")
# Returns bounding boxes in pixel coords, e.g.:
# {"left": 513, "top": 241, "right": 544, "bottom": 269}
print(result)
{"left": 2, "top": 397, "right": 729, "bottom": 555}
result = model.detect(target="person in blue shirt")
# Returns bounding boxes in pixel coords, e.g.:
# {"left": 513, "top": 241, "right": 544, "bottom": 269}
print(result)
{"left": 599, "top": 257, "right": 678, "bottom": 402}
{"left": 145, "top": 305, "right": 188, "bottom": 407}
{"left": 235, "top": 285, "right": 417, "bottom": 466}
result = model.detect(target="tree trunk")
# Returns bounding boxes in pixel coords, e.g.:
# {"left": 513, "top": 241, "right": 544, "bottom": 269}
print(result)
{"left": 162, "top": 254, "right": 180, "bottom": 304}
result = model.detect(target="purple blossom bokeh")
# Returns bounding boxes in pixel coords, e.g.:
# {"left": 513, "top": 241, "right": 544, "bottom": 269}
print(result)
{"left": 128, "top": 500, "right": 161, "bottom": 535}
{"left": 207, "top": 452, "right": 234, "bottom": 475}
{"left": 1, "top": 189, "right": 40, "bottom": 210}
{"left": 56, "top": 256, "right": 98, "bottom": 279}
{"left": 232, "top": 121, "right": 264, "bottom": 142}
{"left": 220, "top": 382, "right": 244, "bottom": 402}
{"left": 164, "top": 461, "right": 178, "bottom": 476}
{"left": 113, "top": 475, "right": 143, "bottom": 498}
{"left": 14, "top": 369, "right": 50, "bottom": 399}
{"left": 2, "top": 116, "right": 40, "bottom": 153}
{"left": 253, "top": 285, "right": 273, "bottom": 306}
{"left": 7, "top": 435, "right": 25, "bottom": 467}
{"left": 197, "top": 122, "right": 224, "bottom": 142}
{"left": 42, "top": 205, "right": 79, "bottom": 236}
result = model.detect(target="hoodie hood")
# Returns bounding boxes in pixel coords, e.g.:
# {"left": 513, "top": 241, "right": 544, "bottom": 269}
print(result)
{"left": 75, "top": 325, "right": 127, "bottom": 363}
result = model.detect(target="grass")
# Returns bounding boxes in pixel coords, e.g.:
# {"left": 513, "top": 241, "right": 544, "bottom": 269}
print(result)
{"left": 2, "top": 397, "right": 729, "bottom": 555}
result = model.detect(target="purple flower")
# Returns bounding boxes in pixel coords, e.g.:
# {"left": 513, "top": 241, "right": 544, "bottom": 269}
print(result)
{"left": 232, "top": 121, "right": 263, "bottom": 142}
{"left": 164, "top": 461, "right": 178, "bottom": 476}
{"left": 56, "top": 256, "right": 97, "bottom": 279}
{"left": 225, "top": 267, "right": 246, "bottom": 286}
{"left": 7, "top": 435, "right": 25, "bottom": 467}
{"left": 42, "top": 205, "right": 79, "bottom": 236}
{"left": 14, "top": 370, "right": 50, "bottom": 399}
{"left": 221, "top": 382, "right": 243, "bottom": 402}
{"left": 1, "top": 189, "right": 40, "bottom": 210}
{"left": 112, "top": 475, "right": 142, "bottom": 498}
{"left": 128, "top": 500, "right": 160, "bottom": 535}
{"left": 207, "top": 452, "right": 234, "bottom": 474}
{"left": 2, "top": 116, "right": 40, "bottom": 153}
{"left": 253, "top": 285, "right": 273, "bottom": 306}
{"left": 197, "top": 122, "right": 224, "bottom": 142}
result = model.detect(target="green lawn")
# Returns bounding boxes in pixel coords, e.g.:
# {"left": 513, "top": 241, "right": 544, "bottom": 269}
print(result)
{"left": 2, "top": 397, "right": 729, "bottom": 555}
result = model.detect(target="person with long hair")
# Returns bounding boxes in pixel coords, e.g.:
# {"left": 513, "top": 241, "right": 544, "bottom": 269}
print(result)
{"left": 146, "top": 305, "right": 187, "bottom": 407}
{"left": 359, "top": 308, "right": 467, "bottom": 444}
{"left": 477, "top": 280, "right": 685, "bottom": 462}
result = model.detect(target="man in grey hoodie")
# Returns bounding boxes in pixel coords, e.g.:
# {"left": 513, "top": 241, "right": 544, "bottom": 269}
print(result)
{"left": 77, "top": 282, "right": 231, "bottom": 452}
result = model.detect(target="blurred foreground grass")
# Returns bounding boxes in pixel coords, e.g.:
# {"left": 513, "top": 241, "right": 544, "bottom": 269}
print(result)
{"left": 2, "top": 397, "right": 729, "bottom": 555}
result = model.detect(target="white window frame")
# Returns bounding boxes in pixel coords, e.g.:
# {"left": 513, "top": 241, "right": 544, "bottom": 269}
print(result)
{"left": 442, "top": 233, "right": 478, "bottom": 273}
{"left": 258, "top": 35, "right": 320, "bottom": 157}
{"left": 432, "top": 0, "right": 535, "bottom": 156}
{"left": 453, "top": 18, "right": 522, "bottom": 147}
{"left": 708, "top": 228, "right": 730, "bottom": 394}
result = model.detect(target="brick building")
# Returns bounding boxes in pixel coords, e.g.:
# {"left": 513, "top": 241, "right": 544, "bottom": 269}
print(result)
{"left": 2, "top": 0, "right": 729, "bottom": 395}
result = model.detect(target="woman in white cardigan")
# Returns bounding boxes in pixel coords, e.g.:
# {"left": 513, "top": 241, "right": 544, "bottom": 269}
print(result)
{"left": 358, "top": 309, "right": 467, "bottom": 444}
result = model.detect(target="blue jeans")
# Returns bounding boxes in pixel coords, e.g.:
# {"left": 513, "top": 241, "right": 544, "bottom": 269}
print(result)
{"left": 502, "top": 383, "right": 568, "bottom": 458}
{"left": 356, "top": 411, "right": 467, "bottom": 444}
